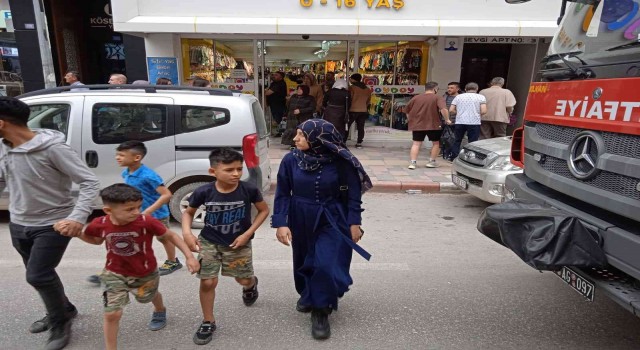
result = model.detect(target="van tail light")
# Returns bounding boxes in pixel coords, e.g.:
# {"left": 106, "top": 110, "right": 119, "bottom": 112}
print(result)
{"left": 242, "top": 133, "right": 260, "bottom": 168}
{"left": 510, "top": 127, "right": 524, "bottom": 169}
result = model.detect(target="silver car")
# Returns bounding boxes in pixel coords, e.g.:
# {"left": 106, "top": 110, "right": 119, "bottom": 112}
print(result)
{"left": 2, "top": 85, "right": 271, "bottom": 228}
{"left": 451, "top": 137, "right": 523, "bottom": 203}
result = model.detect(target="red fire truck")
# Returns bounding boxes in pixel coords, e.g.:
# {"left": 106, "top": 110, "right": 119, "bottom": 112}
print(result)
{"left": 498, "top": 0, "right": 640, "bottom": 315}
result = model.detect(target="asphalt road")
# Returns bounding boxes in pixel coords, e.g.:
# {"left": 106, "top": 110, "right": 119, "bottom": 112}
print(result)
{"left": 1, "top": 193, "right": 639, "bottom": 350}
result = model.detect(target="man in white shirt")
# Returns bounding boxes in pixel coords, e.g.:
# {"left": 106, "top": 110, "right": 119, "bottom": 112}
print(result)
{"left": 64, "top": 71, "right": 88, "bottom": 91}
{"left": 479, "top": 77, "right": 516, "bottom": 139}
{"left": 449, "top": 82, "right": 487, "bottom": 158}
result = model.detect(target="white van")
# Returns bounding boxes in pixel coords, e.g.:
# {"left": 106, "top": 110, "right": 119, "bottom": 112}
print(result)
{"left": 3, "top": 85, "right": 270, "bottom": 227}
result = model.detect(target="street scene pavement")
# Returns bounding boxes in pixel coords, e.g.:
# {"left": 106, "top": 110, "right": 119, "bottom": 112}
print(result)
{"left": 2, "top": 194, "right": 640, "bottom": 350}
{"left": 269, "top": 141, "right": 457, "bottom": 193}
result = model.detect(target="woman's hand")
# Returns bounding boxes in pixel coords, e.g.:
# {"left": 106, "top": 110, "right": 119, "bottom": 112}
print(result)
{"left": 350, "top": 225, "right": 364, "bottom": 243}
{"left": 294, "top": 109, "right": 300, "bottom": 115}
{"left": 276, "top": 227, "right": 293, "bottom": 246}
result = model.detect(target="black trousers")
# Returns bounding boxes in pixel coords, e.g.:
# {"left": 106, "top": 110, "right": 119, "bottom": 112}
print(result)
{"left": 10, "top": 223, "right": 74, "bottom": 327}
{"left": 348, "top": 112, "right": 368, "bottom": 144}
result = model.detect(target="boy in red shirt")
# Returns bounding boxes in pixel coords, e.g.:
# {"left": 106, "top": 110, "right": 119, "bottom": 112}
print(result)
{"left": 79, "top": 184, "right": 199, "bottom": 350}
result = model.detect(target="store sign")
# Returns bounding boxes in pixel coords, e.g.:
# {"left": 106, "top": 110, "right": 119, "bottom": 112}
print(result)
{"left": 0, "top": 47, "right": 18, "bottom": 57}
{"left": 147, "top": 57, "right": 179, "bottom": 85}
{"left": 368, "top": 85, "right": 425, "bottom": 95}
{"left": 230, "top": 69, "right": 248, "bottom": 79}
{"left": 464, "top": 37, "right": 538, "bottom": 45}
{"left": 299, "top": 0, "right": 404, "bottom": 10}
{"left": 90, "top": 3, "right": 113, "bottom": 29}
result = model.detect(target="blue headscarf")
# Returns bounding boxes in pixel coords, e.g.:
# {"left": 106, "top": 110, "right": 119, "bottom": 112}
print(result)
{"left": 292, "top": 119, "right": 373, "bottom": 193}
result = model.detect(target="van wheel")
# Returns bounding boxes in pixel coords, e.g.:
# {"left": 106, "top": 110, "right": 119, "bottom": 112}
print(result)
{"left": 169, "top": 182, "right": 209, "bottom": 229}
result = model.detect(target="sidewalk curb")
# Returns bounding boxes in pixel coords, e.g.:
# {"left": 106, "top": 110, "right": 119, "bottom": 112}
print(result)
{"left": 268, "top": 180, "right": 462, "bottom": 194}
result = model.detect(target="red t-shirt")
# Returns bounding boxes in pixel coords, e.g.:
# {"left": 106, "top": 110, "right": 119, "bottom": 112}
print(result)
{"left": 85, "top": 215, "right": 167, "bottom": 277}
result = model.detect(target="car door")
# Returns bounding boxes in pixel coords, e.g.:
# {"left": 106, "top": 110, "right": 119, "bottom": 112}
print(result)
{"left": 81, "top": 95, "right": 176, "bottom": 188}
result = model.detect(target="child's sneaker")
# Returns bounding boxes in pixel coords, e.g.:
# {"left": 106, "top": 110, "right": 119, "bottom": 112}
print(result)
{"left": 159, "top": 258, "right": 183, "bottom": 276}
{"left": 193, "top": 321, "right": 216, "bottom": 345}
{"left": 148, "top": 310, "right": 167, "bottom": 331}
{"left": 242, "top": 276, "right": 259, "bottom": 306}
{"left": 408, "top": 162, "right": 417, "bottom": 170}
{"left": 425, "top": 160, "right": 439, "bottom": 168}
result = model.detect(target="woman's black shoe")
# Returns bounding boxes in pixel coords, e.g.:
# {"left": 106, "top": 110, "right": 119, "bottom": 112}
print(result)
{"left": 296, "top": 299, "right": 312, "bottom": 313}
{"left": 311, "top": 309, "right": 331, "bottom": 340}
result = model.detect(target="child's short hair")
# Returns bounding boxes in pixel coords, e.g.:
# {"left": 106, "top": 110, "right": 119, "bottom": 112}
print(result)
{"left": 100, "top": 184, "right": 143, "bottom": 205}
{"left": 0, "top": 97, "right": 30, "bottom": 126}
{"left": 209, "top": 148, "right": 244, "bottom": 167}
{"left": 116, "top": 140, "right": 147, "bottom": 157}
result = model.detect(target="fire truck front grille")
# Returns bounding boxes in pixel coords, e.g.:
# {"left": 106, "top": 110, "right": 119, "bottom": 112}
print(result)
{"left": 535, "top": 123, "right": 581, "bottom": 145}
{"left": 535, "top": 123, "right": 640, "bottom": 159}
{"left": 540, "top": 156, "right": 640, "bottom": 201}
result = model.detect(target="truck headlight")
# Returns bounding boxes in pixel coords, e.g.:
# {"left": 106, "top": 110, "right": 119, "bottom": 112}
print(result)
{"left": 487, "top": 156, "right": 522, "bottom": 171}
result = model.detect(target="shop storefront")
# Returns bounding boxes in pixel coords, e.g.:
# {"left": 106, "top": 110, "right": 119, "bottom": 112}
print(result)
{"left": 111, "top": 0, "right": 559, "bottom": 145}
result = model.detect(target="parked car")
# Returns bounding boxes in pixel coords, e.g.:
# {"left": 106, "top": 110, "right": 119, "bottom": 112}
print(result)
{"left": 1, "top": 85, "right": 271, "bottom": 228}
{"left": 451, "top": 136, "right": 522, "bottom": 203}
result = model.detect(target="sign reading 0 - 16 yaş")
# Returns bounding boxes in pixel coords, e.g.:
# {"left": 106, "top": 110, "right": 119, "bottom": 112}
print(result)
{"left": 300, "top": 0, "right": 404, "bottom": 10}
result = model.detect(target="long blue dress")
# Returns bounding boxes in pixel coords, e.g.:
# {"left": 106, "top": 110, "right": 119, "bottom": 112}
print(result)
{"left": 272, "top": 153, "right": 367, "bottom": 310}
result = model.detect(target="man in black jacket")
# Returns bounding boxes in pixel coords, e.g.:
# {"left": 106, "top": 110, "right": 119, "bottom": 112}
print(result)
{"left": 266, "top": 72, "right": 288, "bottom": 136}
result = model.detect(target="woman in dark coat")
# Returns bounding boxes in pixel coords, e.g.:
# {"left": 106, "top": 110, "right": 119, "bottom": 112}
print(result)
{"left": 322, "top": 79, "right": 350, "bottom": 139}
{"left": 272, "top": 119, "right": 373, "bottom": 340}
{"left": 282, "top": 85, "right": 316, "bottom": 146}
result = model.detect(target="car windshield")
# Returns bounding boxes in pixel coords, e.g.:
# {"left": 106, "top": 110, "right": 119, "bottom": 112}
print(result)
{"left": 539, "top": 0, "right": 640, "bottom": 81}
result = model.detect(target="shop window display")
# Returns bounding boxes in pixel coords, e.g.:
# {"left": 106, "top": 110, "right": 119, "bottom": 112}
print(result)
{"left": 181, "top": 39, "right": 255, "bottom": 92}
{"left": 357, "top": 41, "right": 427, "bottom": 131}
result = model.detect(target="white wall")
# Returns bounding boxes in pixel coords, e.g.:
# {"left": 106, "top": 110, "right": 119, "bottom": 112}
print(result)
{"left": 144, "top": 34, "right": 183, "bottom": 81}
{"left": 0, "top": 0, "right": 9, "bottom": 11}
{"left": 429, "top": 38, "right": 464, "bottom": 87}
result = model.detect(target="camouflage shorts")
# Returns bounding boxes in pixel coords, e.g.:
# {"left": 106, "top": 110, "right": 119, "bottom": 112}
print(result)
{"left": 197, "top": 238, "right": 254, "bottom": 280}
{"left": 100, "top": 269, "right": 160, "bottom": 313}
{"left": 157, "top": 217, "right": 170, "bottom": 229}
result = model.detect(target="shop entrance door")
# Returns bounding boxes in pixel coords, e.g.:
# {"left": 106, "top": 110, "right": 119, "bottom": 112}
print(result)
{"left": 256, "top": 39, "right": 354, "bottom": 134}
{"left": 460, "top": 44, "right": 512, "bottom": 89}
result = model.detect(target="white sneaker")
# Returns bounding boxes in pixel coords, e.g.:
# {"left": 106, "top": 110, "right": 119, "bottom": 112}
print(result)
{"left": 408, "top": 163, "right": 416, "bottom": 170}
{"left": 425, "top": 160, "right": 439, "bottom": 168}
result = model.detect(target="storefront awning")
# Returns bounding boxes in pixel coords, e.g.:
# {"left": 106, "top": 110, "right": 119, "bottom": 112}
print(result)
{"left": 115, "top": 17, "right": 557, "bottom": 37}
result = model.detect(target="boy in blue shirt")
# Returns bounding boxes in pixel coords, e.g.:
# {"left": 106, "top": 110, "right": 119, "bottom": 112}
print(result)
{"left": 87, "top": 141, "right": 181, "bottom": 284}
{"left": 117, "top": 140, "right": 181, "bottom": 275}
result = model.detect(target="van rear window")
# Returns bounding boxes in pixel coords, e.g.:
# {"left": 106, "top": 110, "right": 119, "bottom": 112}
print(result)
{"left": 180, "top": 106, "right": 230, "bottom": 132}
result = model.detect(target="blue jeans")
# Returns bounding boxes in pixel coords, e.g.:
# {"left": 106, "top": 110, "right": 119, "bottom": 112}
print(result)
{"left": 452, "top": 124, "right": 481, "bottom": 158}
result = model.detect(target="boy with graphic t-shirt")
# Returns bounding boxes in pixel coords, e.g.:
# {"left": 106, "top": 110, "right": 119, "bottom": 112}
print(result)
{"left": 79, "top": 184, "right": 199, "bottom": 350}
{"left": 182, "top": 148, "right": 269, "bottom": 346}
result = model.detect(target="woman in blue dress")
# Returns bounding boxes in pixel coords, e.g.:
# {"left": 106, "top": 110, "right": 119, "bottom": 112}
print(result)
{"left": 272, "top": 119, "right": 373, "bottom": 340}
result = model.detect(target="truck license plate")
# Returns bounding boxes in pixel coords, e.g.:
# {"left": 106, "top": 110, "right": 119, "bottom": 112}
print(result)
{"left": 452, "top": 174, "right": 468, "bottom": 189}
{"left": 555, "top": 267, "right": 595, "bottom": 301}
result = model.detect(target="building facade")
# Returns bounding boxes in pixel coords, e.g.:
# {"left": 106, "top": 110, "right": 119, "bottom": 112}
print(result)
{"left": 111, "top": 0, "right": 559, "bottom": 143}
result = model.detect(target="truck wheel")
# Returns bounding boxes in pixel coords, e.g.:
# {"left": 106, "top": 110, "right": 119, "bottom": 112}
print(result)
{"left": 169, "top": 182, "right": 208, "bottom": 229}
